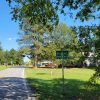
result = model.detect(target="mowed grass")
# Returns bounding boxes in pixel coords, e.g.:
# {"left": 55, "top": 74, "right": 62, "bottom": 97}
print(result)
{"left": 0, "top": 65, "right": 11, "bottom": 71}
{"left": 25, "top": 68, "right": 100, "bottom": 100}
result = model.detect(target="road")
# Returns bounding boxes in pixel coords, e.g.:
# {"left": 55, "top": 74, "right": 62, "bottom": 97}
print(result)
{"left": 0, "top": 66, "right": 34, "bottom": 100}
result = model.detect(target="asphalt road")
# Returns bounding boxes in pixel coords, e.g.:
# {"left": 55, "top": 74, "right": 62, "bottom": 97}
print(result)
{"left": 0, "top": 66, "right": 34, "bottom": 100}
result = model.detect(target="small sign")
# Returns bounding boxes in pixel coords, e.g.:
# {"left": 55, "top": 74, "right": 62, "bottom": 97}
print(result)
{"left": 56, "top": 51, "right": 68, "bottom": 59}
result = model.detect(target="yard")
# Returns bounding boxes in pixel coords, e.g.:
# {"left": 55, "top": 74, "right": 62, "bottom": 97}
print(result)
{"left": 25, "top": 68, "right": 100, "bottom": 100}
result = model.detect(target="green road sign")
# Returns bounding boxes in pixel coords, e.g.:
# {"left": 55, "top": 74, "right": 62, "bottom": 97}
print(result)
{"left": 56, "top": 51, "right": 68, "bottom": 59}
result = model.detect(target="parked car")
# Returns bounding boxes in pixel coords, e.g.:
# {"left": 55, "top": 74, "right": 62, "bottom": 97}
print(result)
{"left": 45, "top": 63, "right": 57, "bottom": 68}
{"left": 37, "top": 61, "right": 57, "bottom": 68}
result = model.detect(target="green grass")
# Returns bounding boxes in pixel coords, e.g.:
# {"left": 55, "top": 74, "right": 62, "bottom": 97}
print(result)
{"left": 0, "top": 65, "right": 11, "bottom": 71}
{"left": 25, "top": 68, "right": 100, "bottom": 100}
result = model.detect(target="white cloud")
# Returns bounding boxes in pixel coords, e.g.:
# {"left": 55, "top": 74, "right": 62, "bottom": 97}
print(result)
{"left": 8, "top": 37, "right": 16, "bottom": 41}
{"left": 8, "top": 38, "right": 12, "bottom": 40}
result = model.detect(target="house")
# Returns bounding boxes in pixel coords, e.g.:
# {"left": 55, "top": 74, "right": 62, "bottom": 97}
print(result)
{"left": 84, "top": 52, "right": 100, "bottom": 67}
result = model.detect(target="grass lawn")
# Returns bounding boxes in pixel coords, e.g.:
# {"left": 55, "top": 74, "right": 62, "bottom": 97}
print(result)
{"left": 25, "top": 68, "right": 100, "bottom": 100}
{"left": 0, "top": 65, "right": 11, "bottom": 71}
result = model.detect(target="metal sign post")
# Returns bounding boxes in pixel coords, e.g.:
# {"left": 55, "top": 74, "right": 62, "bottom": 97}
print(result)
{"left": 61, "top": 54, "right": 64, "bottom": 95}
{"left": 56, "top": 50, "right": 68, "bottom": 97}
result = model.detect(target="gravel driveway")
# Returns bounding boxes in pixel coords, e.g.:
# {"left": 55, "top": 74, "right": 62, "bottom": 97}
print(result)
{"left": 0, "top": 66, "right": 34, "bottom": 100}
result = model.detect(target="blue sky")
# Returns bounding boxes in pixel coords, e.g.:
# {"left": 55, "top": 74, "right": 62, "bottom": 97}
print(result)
{"left": 0, "top": 1, "right": 19, "bottom": 50}
{"left": 0, "top": 1, "right": 99, "bottom": 51}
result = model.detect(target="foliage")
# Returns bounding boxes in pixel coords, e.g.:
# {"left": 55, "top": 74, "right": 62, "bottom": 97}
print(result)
{"left": 6, "top": 0, "right": 59, "bottom": 30}
{"left": 17, "top": 23, "right": 81, "bottom": 67}
{"left": 71, "top": 25, "right": 99, "bottom": 65}
{"left": 89, "top": 66, "right": 100, "bottom": 84}
{"left": 47, "top": 23, "right": 81, "bottom": 66}
{"left": 0, "top": 43, "right": 4, "bottom": 65}
{"left": 72, "top": 25, "right": 100, "bottom": 83}
{"left": 17, "top": 22, "right": 49, "bottom": 66}
{"left": 6, "top": 0, "right": 100, "bottom": 27}
{"left": 50, "top": 23, "right": 76, "bottom": 49}
{"left": 88, "top": 25, "right": 100, "bottom": 84}
{"left": 93, "top": 25, "right": 100, "bottom": 59}
{"left": 0, "top": 43, "right": 24, "bottom": 65}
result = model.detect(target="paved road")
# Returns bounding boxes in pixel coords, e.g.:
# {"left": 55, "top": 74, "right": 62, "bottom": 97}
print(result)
{"left": 0, "top": 66, "right": 34, "bottom": 100}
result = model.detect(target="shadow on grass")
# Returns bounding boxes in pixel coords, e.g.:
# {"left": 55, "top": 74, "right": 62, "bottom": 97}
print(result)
{"left": 36, "top": 73, "right": 47, "bottom": 75}
{"left": 26, "top": 78, "right": 100, "bottom": 100}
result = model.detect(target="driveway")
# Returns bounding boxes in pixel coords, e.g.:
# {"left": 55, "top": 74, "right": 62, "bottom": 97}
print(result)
{"left": 0, "top": 66, "right": 34, "bottom": 100}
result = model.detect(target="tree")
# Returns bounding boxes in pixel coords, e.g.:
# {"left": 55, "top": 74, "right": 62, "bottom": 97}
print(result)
{"left": 50, "top": 23, "right": 77, "bottom": 49}
{"left": 93, "top": 26, "right": 100, "bottom": 59}
{"left": 6, "top": 0, "right": 99, "bottom": 27}
{"left": 0, "top": 42, "right": 4, "bottom": 65}
{"left": 89, "top": 25, "right": 100, "bottom": 84}
{"left": 44, "top": 23, "right": 81, "bottom": 66}
{"left": 9, "top": 49, "right": 17, "bottom": 65}
{"left": 15, "top": 49, "right": 24, "bottom": 65}
{"left": 17, "top": 23, "right": 48, "bottom": 67}
{"left": 0, "top": 47, "right": 24, "bottom": 65}
{"left": 4, "top": 50, "right": 10, "bottom": 65}
{"left": 71, "top": 26, "right": 97, "bottom": 66}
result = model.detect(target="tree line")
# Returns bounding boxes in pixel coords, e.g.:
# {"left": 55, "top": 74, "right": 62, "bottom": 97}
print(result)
{"left": 17, "top": 23, "right": 99, "bottom": 68}
{"left": 0, "top": 44, "right": 24, "bottom": 65}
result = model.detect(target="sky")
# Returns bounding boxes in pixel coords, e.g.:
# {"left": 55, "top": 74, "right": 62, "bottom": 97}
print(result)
{"left": 0, "top": 1, "right": 19, "bottom": 50}
{"left": 0, "top": 1, "right": 99, "bottom": 51}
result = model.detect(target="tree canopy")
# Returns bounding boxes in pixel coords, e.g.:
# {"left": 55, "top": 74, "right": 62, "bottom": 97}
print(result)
{"left": 6, "top": 0, "right": 100, "bottom": 28}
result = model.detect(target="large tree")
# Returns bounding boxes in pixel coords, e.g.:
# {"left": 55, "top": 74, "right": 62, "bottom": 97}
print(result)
{"left": 17, "top": 22, "right": 48, "bottom": 66}
{"left": 46, "top": 23, "right": 81, "bottom": 66}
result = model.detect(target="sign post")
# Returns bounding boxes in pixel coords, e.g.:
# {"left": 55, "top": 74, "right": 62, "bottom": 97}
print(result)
{"left": 56, "top": 50, "right": 68, "bottom": 96}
